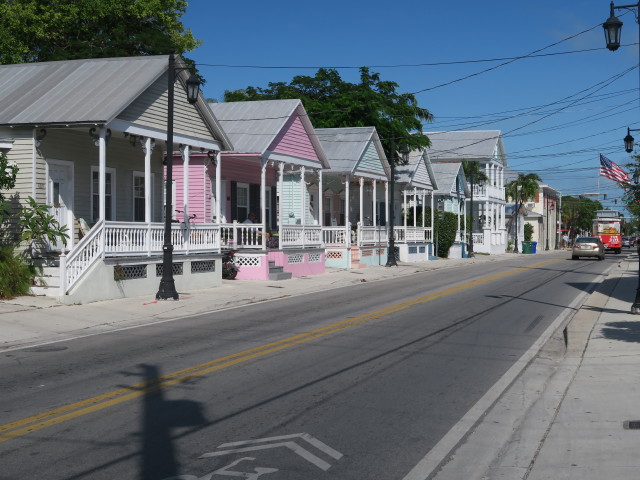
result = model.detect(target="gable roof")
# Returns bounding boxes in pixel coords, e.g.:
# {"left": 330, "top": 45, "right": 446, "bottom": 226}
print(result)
{"left": 431, "top": 161, "right": 469, "bottom": 197}
{"left": 209, "top": 99, "right": 328, "bottom": 167}
{"left": 425, "top": 130, "right": 506, "bottom": 165}
{"left": 315, "top": 126, "right": 390, "bottom": 179}
{"left": 396, "top": 148, "right": 437, "bottom": 191}
{"left": 0, "top": 55, "right": 231, "bottom": 149}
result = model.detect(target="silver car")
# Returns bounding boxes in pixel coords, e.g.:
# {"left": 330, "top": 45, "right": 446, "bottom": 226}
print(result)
{"left": 572, "top": 236, "right": 605, "bottom": 260}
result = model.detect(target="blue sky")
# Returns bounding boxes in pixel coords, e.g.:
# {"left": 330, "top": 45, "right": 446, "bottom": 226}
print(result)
{"left": 182, "top": 0, "right": 639, "bottom": 214}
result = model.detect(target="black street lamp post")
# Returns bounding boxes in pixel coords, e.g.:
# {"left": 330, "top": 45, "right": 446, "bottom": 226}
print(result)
{"left": 157, "top": 53, "right": 201, "bottom": 301}
{"left": 604, "top": 3, "right": 640, "bottom": 313}
{"left": 385, "top": 142, "right": 409, "bottom": 267}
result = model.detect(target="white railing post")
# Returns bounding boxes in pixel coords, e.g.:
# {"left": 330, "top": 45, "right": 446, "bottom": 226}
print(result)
{"left": 59, "top": 253, "right": 67, "bottom": 297}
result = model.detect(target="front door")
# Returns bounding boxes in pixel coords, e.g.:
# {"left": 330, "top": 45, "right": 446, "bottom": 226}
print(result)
{"left": 47, "top": 161, "right": 74, "bottom": 251}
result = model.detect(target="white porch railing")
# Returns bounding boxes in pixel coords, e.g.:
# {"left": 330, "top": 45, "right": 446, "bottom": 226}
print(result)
{"left": 280, "top": 225, "right": 323, "bottom": 248}
{"left": 472, "top": 232, "right": 485, "bottom": 245}
{"left": 358, "top": 226, "right": 387, "bottom": 246}
{"left": 323, "top": 226, "right": 350, "bottom": 246}
{"left": 220, "top": 221, "right": 265, "bottom": 250}
{"left": 59, "top": 219, "right": 105, "bottom": 295}
{"left": 394, "top": 226, "right": 432, "bottom": 243}
{"left": 473, "top": 184, "right": 505, "bottom": 201}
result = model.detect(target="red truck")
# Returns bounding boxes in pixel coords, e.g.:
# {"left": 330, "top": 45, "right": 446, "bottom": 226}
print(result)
{"left": 593, "top": 210, "right": 622, "bottom": 254}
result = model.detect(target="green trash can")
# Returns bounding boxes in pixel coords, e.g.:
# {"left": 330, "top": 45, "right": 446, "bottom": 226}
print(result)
{"left": 521, "top": 241, "right": 533, "bottom": 254}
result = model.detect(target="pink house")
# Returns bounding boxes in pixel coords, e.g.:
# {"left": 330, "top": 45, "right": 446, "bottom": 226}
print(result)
{"left": 171, "top": 99, "right": 330, "bottom": 280}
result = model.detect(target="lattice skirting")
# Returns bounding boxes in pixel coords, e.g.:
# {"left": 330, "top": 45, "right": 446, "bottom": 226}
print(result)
{"left": 234, "top": 254, "right": 263, "bottom": 267}
{"left": 326, "top": 250, "right": 344, "bottom": 259}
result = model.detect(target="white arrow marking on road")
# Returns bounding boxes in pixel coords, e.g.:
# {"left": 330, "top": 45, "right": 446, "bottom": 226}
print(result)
{"left": 200, "top": 433, "right": 343, "bottom": 472}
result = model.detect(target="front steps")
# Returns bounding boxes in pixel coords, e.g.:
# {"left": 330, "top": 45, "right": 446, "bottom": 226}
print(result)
{"left": 268, "top": 261, "right": 292, "bottom": 281}
{"left": 30, "top": 256, "right": 61, "bottom": 296}
{"left": 350, "top": 246, "right": 367, "bottom": 269}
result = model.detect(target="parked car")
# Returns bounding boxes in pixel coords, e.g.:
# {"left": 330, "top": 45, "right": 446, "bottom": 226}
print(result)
{"left": 622, "top": 237, "right": 631, "bottom": 248}
{"left": 572, "top": 236, "right": 605, "bottom": 260}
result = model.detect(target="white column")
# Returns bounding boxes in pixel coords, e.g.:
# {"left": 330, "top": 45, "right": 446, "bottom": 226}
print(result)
{"left": 99, "top": 128, "right": 107, "bottom": 220}
{"left": 372, "top": 179, "right": 377, "bottom": 227}
{"left": 413, "top": 187, "right": 418, "bottom": 227}
{"left": 278, "top": 162, "right": 285, "bottom": 229}
{"left": 144, "top": 137, "right": 152, "bottom": 223}
{"left": 422, "top": 190, "right": 426, "bottom": 227}
{"left": 300, "top": 166, "right": 306, "bottom": 224}
{"left": 318, "top": 170, "right": 323, "bottom": 227}
{"left": 215, "top": 152, "right": 222, "bottom": 223}
{"left": 182, "top": 145, "right": 190, "bottom": 221}
{"left": 403, "top": 189, "right": 407, "bottom": 228}
{"left": 385, "top": 181, "right": 389, "bottom": 230}
{"left": 345, "top": 175, "right": 351, "bottom": 227}
{"left": 261, "top": 159, "right": 267, "bottom": 250}
{"left": 358, "top": 177, "right": 364, "bottom": 225}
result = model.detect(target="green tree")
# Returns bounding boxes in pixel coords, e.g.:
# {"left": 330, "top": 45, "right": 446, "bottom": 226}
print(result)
{"left": 0, "top": 0, "right": 200, "bottom": 64}
{"left": 561, "top": 196, "right": 603, "bottom": 238}
{"left": 224, "top": 67, "right": 433, "bottom": 159}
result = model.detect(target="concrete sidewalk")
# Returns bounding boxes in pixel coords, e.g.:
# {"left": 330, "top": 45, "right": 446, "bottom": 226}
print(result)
{"left": 431, "top": 254, "right": 640, "bottom": 479}
{"left": 0, "top": 252, "right": 513, "bottom": 352}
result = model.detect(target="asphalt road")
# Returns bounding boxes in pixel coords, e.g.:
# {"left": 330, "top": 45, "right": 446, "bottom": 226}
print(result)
{"left": 0, "top": 251, "right": 612, "bottom": 480}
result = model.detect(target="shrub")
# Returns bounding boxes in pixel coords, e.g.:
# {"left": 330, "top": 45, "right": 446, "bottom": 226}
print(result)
{"left": 0, "top": 247, "right": 35, "bottom": 299}
{"left": 524, "top": 223, "right": 534, "bottom": 242}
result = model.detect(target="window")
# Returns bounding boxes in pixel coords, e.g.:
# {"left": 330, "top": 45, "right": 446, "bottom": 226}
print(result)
{"left": 133, "top": 172, "right": 154, "bottom": 222}
{"left": 91, "top": 167, "right": 116, "bottom": 222}
{"left": 236, "top": 183, "right": 249, "bottom": 222}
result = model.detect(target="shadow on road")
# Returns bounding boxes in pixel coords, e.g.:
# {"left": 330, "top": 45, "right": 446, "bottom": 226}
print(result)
{"left": 139, "top": 364, "right": 207, "bottom": 480}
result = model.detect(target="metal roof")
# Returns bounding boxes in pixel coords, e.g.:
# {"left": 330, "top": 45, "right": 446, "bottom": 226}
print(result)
{"left": 209, "top": 99, "right": 300, "bottom": 154}
{"left": 431, "top": 162, "right": 469, "bottom": 197}
{"left": 395, "top": 148, "right": 437, "bottom": 190}
{"left": 315, "top": 127, "right": 389, "bottom": 178}
{"left": 425, "top": 130, "right": 504, "bottom": 162}
{"left": 0, "top": 56, "right": 172, "bottom": 125}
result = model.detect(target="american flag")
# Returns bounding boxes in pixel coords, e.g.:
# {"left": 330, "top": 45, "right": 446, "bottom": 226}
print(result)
{"left": 600, "top": 154, "right": 630, "bottom": 183}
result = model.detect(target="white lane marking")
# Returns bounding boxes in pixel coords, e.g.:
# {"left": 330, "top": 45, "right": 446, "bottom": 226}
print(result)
{"left": 402, "top": 271, "right": 603, "bottom": 480}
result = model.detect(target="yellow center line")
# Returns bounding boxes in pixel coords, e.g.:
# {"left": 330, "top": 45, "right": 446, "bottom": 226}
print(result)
{"left": 0, "top": 258, "right": 563, "bottom": 443}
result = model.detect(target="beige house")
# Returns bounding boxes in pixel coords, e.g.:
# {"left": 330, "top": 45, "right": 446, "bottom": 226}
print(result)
{"left": 0, "top": 55, "right": 232, "bottom": 303}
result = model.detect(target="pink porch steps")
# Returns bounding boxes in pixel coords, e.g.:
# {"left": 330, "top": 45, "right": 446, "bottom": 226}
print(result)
{"left": 350, "top": 246, "right": 367, "bottom": 269}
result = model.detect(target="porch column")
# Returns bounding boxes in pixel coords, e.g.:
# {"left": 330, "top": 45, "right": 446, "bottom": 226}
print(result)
{"left": 215, "top": 152, "right": 222, "bottom": 223}
{"left": 345, "top": 175, "right": 351, "bottom": 246}
{"left": 403, "top": 189, "right": 407, "bottom": 228}
{"left": 300, "top": 166, "right": 306, "bottom": 224}
{"left": 372, "top": 179, "right": 377, "bottom": 227}
{"left": 359, "top": 177, "right": 364, "bottom": 225}
{"left": 430, "top": 193, "right": 434, "bottom": 249}
{"left": 318, "top": 169, "right": 323, "bottom": 226}
{"left": 413, "top": 187, "right": 418, "bottom": 227}
{"left": 181, "top": 145, "right": 190, "bottom": 221}
{"left": 143, "top": 137, "right": 153, "bottom": 223}
{"left": 422, "top": 190, "right": 426, "bottom": 227}
{"left": 261, "top": 158, "right": 267, "bottom": 250}
{"left": 98, "top": 127, "right": 107, "bottom": 220}
{"left": 278, "top": 162, "right": 285, "bottom": 231}
{"left": 385, "top": 181, "right": 389, "bottom": 230}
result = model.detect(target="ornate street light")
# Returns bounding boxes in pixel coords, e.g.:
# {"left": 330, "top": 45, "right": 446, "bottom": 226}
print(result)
{"left": 624, "top": 127, "right": 640, "bottom": 153}
{"left": 157, "top": 53, "right": 201, "bottom": 301}
{"left": 603, "top": 2, "right": 624, "bottom": 51}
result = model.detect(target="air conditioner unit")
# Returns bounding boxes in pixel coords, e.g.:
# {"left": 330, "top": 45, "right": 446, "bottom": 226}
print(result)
{"left": 526, "top": 202, "right": 535, "bottom": 208}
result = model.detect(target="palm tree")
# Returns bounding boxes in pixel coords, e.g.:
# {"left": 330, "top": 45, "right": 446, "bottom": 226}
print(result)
{"left": 505, "top": 173, "right": 542, "bottom": 253}
{"left": 462, "top": 160, "right": 489, "bottom": 256}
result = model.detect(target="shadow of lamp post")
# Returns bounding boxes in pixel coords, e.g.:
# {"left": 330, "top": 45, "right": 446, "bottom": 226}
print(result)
{"left": 157, "top": 53, "right": 201, "bottom": 301}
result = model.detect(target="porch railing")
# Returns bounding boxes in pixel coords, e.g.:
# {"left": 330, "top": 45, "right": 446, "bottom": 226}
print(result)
{"left": 472, "top": 232, "right": 484, "bottom": 245}
{"left": 394, "top": 226, "right": 432, "bottom": 243}
{"left": 59, "top": 219, "right": 105, "bottom": 295}
{"left": 358, "top": 226, "right": 387, "bottom": 246}
{"left": 280, "top": 225, "right": 323, "bottom": 248}
{"left": 220, "top": 222, "right": 265, "bottom": 250}
{"left": 323, "top": 226, "right": 350, "bottom": 247}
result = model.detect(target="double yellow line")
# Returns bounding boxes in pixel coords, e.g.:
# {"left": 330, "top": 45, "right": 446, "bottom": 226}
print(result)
{"left": 0, "top": 258, "right": 562, "bottom": 443}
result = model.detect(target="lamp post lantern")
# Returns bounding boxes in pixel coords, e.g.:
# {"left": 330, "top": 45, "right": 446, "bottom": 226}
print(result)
{"left": 157, "top": 53, "right": 200, "bottom": 301}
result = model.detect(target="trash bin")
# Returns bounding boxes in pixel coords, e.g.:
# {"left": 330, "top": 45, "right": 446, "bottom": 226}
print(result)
{"left": 521, "top": 241, "right": 533, "bottom": 254}
{"left": 532, "top": 241, "right": 537, "bottom": 253}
